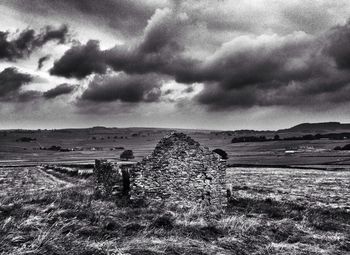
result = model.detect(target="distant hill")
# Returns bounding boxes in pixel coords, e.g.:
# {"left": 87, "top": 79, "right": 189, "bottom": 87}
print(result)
{"left": 278, "top": 122, "right": 350, "bottom": 133}
{"left": 217, "top": 122, "right": 350, "bottom": 138}
{"left": 2, "top": 122, "right": 350, "bottom": 136}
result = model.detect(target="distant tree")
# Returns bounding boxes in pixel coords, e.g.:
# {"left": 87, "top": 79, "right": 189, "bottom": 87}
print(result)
{"left": 274, "top": 135, "right": 280, "bottom": 140}
{"left": 213, "top": 148, "right": 228, "bottom": 160}
{"left": 120, "top": 150, "right": 134, "bottom": 161}
{"left": 343, "top": 144, "right": 350, "bottom": 150}
{"left": 302, "top": 134, "right": 315, "bottom": 140}
{"left": 16, "top": 137, "right": 36, "bottom": 142}
{"left": 334, "top": 144, "right": 350, "bottom": 150}
{"left": 92, "top": 136, "right": 96, "bottom": 140}
{"left": 232, "top": 136, "right": 267, "bottom": 143}
{"left": 48, "top": 145, "right": 61, "bottom": 151}
{"left": 314, "top": 134, "right": 322, "bottom": 139}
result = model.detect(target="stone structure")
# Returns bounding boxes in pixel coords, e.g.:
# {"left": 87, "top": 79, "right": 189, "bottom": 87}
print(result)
{"left": 129, "top": 132, "right": 227, "bottom": 208}
{"left": 93, "top": 159, "right": 131, "bottom": 197}
{"left": 93, "top": 133, "right": 228, "bottom": 208}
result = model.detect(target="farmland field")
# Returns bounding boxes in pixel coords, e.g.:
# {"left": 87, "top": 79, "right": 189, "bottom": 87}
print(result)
{"left": 0, "top": 166, "right": 86, "bottom": 198}
{"left": 1, "top": 165, "right": 349, "bottom": 254}
{"left": 1, "top": 127, "right": 350, "bottom": 254}
{"left": 0, "top": 167, "right": 69, "bottom": 197}
{"left": 1, "top": 128, "right": 350, "bottom": 168}
{"left": 228, "top": 167, "right": 350, "bottom": 210}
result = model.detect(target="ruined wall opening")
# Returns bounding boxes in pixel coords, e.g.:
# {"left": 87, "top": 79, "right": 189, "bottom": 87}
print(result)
{"left": 121, "top": 167, "right": 131, "bottom": 195}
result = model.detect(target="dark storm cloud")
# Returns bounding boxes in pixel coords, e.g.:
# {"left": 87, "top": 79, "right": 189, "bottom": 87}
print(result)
{"left": 198, "top": 33, "right": 320, "bottom": 89}
{"left": 17, "top": 90, "right": 42, "bottom": 102}
{"left": 49, "top": 6, "right": 350, "bottom": 110}
{"left": 196, "top": 84, "right": 259, "bottom": 109}
{"left": 182, "top": 86, "right": 194, "bottom": 93}
{"left": 324, "top": 20, "right": 350, "bottom": 69}
{"left": 43, "top": 83, "right": 76, "bottom": 99}
{"left": 50, "top": 9, "right": 320, "bottom": 87}
{"left": 3, "top": 0, "right": 163, "bottom": 37}
{"left": 195, "top": 26, "right": 350, "bottom": 110}
{"left": 0, "top": 25, "right": 69, "bottom": 61}
{"left": 0, "top": 67, "right": 32, "bottom": 97}
{"left": 50, "top": 40, "right": 107, "bottom": 79}
{"left": 37, "top": 55, "right": 50, "bottom": 70}
{"left": 104, "top": 7, "right": 198, "bottom": 82}
{"left": 0, "top": 67, "right": 41, "bottom": 102}
{"left": 80, "top": 73, "right": 162, "bottom": 103}
{"left": 37, "top": 25, "right": 69, "bottom": 45}
{"left": 195, "top": 73, "right": 350, "bottom": 110}
{"left": 51, "top": 8, "right": 199, "bottom": 82}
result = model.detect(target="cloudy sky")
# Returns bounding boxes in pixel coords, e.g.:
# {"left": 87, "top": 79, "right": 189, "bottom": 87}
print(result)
{"left": 1, "top": 0, "right": 350, "bottom": 130}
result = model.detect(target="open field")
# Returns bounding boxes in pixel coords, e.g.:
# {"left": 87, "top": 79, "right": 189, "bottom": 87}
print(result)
{"left": 228, "top": 167, "right": 350, "bottom": 210}
{"left": 1, "top": 127, "right": 350, "bottom": 254}
{"left": 0, "top": 167, "right": 70, "bottom": 197}
{"left": 0, "top": 166, "right": 349, "bottom": 254}
{"left": 0, "top": 166, "right": 87, "bottom": 198}
{"left": 1, "top": 128, "right": 350, "bottom": 167}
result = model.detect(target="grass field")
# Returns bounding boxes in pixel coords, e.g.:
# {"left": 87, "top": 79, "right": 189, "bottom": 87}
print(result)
{"left": 1, "top": 166, "right": 349, "bottom": 254}
{"left": 1, "top": 128, "right": 350, "bottom": 167}
{"left": 228, "top": 167, "right": 350, "bottom": 210}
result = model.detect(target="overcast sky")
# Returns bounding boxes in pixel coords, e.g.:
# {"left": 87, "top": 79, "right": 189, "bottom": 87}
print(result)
{"left": 1, "top": 0, "right": 350, "bottom": 130}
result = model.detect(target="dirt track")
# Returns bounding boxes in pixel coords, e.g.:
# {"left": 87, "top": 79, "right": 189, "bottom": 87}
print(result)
{"left": 0, "top": 166, "right": 75, "bottom": 197}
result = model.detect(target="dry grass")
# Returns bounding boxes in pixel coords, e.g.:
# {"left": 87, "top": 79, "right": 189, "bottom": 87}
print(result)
{"left": 0, "top": 167, "right": 77, "bottom": 197}
{"left": 227, "top": 167, "right": 350, "bottom": 210}
{"left": 0, "top": 167, "right": 350, "bottom": 254}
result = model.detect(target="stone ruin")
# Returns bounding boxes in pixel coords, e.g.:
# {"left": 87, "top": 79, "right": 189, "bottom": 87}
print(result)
{"left": 94, "top": 160, "right": 131, "bottom": 198}
{"left": 93, "top": 132, "right": 227, "bottom": 208}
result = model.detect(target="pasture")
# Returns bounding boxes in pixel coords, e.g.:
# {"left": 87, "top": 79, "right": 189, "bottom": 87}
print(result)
{"left": 0, "top": 166, "right": 349, "bottom": 254}
{"left": 228, "top": 167, "right": 350, "bottom": 210}
{"left": 1, "top": 128, "right": 350, "bottom": 168}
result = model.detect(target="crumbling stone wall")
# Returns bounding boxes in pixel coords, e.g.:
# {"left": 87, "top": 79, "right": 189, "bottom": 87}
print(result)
{"left": 94, "top": 159, "right": 131, "bottom": 197}
{"left": 94, "top": 159, "right": 117, "bottom": 197}
{"left": 129, "top": 133, "right": 227, "bottom": 208}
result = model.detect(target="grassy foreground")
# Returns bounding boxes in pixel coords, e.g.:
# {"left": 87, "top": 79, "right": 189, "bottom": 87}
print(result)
{"left": 1, "top": 182, "right": 350, "bottom": 255}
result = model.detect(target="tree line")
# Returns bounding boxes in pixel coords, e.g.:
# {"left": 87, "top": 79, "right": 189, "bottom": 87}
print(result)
{"left": 232, "top": 132, "right": 350, "bottom": 143}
